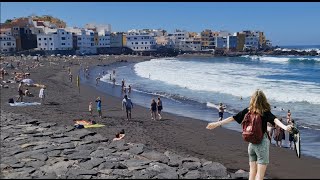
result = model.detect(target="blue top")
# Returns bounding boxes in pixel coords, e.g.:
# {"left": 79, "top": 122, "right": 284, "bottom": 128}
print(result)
{"left": 96, "top": 100, "right": 101, "bottom": 110}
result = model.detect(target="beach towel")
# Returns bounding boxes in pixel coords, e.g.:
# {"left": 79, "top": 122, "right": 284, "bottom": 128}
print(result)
{"left": 83, "top": 124, "right": 105, "bottom": 128}
{"left": 74, "top": 119, "right": 105, "bottom": 128}
{"left": 9, "top": 102, "right": 41, "bottom": 106}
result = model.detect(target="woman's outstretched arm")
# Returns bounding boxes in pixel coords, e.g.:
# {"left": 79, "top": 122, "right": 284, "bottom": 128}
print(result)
{"left": 274, "top": 118, "right": 293, "bottom": 132}
{"left": 206, "top": 116, "right": 235, "bottom": 130}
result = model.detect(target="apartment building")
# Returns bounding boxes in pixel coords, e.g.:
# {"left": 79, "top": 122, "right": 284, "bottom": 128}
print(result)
{"left": 37, "top": 29, "right": 73, "bottom": 50}
{"left": 126, "top": 29, "right": 157, "bottom": 51}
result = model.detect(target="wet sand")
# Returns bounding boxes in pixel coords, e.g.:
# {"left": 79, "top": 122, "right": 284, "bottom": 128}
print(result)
{"left": 1, "top": 55, "right": 320, "bottom": 179}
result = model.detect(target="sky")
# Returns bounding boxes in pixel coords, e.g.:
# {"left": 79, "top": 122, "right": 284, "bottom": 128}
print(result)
{"left": 1, "top": 2, "right": 320, "bottom": 46}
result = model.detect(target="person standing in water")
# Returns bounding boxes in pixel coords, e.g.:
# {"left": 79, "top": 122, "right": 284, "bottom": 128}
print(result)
{"left": 286, "top": 110, "right": 291, "bottom": 124}
{"left": 128, "top": 85, "right": 132, "bottom": 94}
{"left": 206, "top": 89, "right": 293, "bottom": 180}
{"left": 218, "top": 103, "right": 226, "bottom": 121}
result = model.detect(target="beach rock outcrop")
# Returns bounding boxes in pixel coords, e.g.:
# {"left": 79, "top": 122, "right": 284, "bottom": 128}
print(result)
{"left": 1, "top": 111, "right": 237, "bottom": 179}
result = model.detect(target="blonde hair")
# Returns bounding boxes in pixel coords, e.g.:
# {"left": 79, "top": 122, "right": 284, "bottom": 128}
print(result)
{"left": 248, "top": 89, "right": 271, "bottom": 115}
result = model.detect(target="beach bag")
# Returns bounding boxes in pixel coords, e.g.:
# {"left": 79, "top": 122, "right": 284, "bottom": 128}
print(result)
{"left": 74, "top": 124, "right": 84, "bottom": 129}
{"left": 8, "top": 98, "right": 14, "bottom": 103}
{"left": 241, "top": 112, "right": 264, "bottom": 144}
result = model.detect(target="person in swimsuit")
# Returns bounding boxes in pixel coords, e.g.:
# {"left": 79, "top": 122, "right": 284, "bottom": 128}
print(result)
{"left": 150, "top": 99, "right": 157, "bottom": 120}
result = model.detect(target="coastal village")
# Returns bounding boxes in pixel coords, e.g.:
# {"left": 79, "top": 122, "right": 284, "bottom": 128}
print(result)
{"left": 1, "top": 14, "right": 320, "bottom": 179}
{"left": 0, "top": 15, "right": 275, "bottom": 56}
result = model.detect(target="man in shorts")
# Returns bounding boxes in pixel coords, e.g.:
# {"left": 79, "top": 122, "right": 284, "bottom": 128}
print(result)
{"left": 122, "top": 95, "right": 133, "bottom": 120}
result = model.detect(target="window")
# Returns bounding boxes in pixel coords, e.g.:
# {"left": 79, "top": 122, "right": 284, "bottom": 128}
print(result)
{"left": 62, "top": 32, "right": 64, "bottom": 35}
{"left": 56, "top": 48, "right": 58, "bottom": 50}
{"left": 134, "top": 37, "right": 137, "bottom": 40}
{"left": 135, "top": 42, "right": 138, "bottom": 44}
{"left": 51, "top": 43, "right": 53, "bottom": 45}
{"left": 44, "top": 38, "right": 47, "bottom": 40}
{"left": 141, "top": 42, "right": 144, "bottom": 44}
{"left": 38, "top": 38, "right": 41, "bottom": 40}
{"left": 45, "top": 43, "right": 47, "bottom": 45}
{"left": 67, "top": 32, "right": 69, "bottom": 34}
{"left": 50, "top": 48, "right": 52, "bottom": 50}
{"left": 61, "top": 43, "right": 66, "bottom": 45}
{"left": 78, "top": 38, "right": 81, "bottom": 40}
{"left": 61, "top": 37, "right": 66, "bottom": 40}
{"left": 132, "top": 42, "right": 134, "bottom": 45}
{"left": 39, "top": 43, "right": 41, "bottom": 46}
{"left": 145, "top": 42, "right": 147, "bottom": 44}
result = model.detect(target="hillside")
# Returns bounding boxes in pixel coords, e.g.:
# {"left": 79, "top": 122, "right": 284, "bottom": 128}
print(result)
{"left": 1, "top": 15, "right": 66, "bottom": 29}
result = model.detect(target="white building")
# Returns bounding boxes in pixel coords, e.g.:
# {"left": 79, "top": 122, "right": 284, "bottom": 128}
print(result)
{"left": 126, "top": 29, "right": 157, "bottom": 51}
{"left": 76, "top": 29, "right": 96, "bottom": 54}
{"left": 0, "top": 34, "right": 16, "bottom": 52}
{"left": 244, "top": 35, "right": 259, "bottom": 50}
{"left": 96, "top": 30, "right": 111, "bottom": 48}
{"left": 37, "top": 29, "right": 73, "bottom": 50}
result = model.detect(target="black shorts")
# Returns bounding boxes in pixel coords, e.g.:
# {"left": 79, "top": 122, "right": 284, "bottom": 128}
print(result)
{"left": 219, "top": 112, "right": 223, "bottom": 118}
{"left": 157, "top": 106, "right": 163, "bottom": 111}
{"left": 18, "top": 89, "right": 23, "bottom": 96}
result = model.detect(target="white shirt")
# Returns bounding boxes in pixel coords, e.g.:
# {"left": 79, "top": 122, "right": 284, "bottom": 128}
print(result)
{"left": 39, "top": 88, "right": 45, "bottom": 98}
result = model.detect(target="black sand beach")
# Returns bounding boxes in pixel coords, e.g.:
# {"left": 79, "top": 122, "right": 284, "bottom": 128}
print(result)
{"left": 1, "top": 55, "right": 320, "bottom": 179}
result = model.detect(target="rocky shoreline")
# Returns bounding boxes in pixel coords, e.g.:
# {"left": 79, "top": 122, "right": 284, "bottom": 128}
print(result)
{"left": 0, "top": 111, "right": 251, "bottom": 179}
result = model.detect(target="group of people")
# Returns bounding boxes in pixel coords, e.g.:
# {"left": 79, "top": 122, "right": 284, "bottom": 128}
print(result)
{"left": 88, "top": 97, "right": 102, "bottom": 118}
{"left": 16, "top": 81, "right": 46, "bottom": 104}
{"left": 267, "top": 110, "right": 296, "bottom": 149}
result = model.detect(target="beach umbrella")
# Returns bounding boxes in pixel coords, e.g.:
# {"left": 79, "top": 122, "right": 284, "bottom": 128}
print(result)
{"left": 22, "top": 79, "right": 34, "bottom": 85}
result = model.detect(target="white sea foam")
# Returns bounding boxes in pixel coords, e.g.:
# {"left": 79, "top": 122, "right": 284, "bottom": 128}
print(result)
{"left": 134, "top": 59, "right": 320, "bottom": 105}
{"left": 244, "top": 56, "right": 320, "bottom": 64}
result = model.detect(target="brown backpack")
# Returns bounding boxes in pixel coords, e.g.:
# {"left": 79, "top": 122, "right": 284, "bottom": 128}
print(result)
{"left": 241, "top": 111, "right": 264, "bottom": 144}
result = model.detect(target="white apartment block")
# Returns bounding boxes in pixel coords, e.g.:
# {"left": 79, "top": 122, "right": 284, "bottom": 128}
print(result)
{"left": 0, "top": 34, "right": 16, "bottom": 52}
{"left": 76, "top": 29, "right": 96, "bottom": 54}
{"left": 37, "top": 29, "right": 73, "bottom": 50}
{"left": 245, "top": 35, "right": 259, "bottom": 50}
{"left": 96, "top": 30, "right": 111, "bottom": 48}
{"left": 126, "top": 29, "right": 157, "bottom": 51}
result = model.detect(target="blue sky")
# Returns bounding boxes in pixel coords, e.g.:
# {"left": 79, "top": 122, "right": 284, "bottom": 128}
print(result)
{"left": 1, "top": 2, "right": 320, "bottom": 46}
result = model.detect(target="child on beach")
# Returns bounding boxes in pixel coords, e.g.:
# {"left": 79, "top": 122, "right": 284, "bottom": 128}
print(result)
{"left": 89, "top": 102, "right": 93, "bottom": 116}
{"left": 39, "top": 87, "right": 46, "bottom": 104}
{"left": 218, "top": 103, "right": 226, "bottom": 121}
{"left": 206, "top": 89, "right": 293, "bottom": 180}
{"left": 288, "top": 119, "right": 296, "bottom": 150}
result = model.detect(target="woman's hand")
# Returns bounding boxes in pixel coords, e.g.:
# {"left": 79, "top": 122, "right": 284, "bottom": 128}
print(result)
{"left": 206, "top": 122, "right": 221, "bottom": 130}
{"left": 285, "top": 125, "right": 293, "bottom": 133}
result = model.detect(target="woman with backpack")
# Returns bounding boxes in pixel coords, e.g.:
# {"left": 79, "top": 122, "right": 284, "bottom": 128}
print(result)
{"left": 206, "top": 89, "right": 293, "bottom": 180}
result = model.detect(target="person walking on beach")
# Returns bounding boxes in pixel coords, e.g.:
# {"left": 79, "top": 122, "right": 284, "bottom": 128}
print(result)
{"left": 122, "top": 95, "right": 133, "bottom": 120}
{"left": 218, "top": 103, "right": 226, "bottom": 121}
{"left": 16, "top": 82, "right": 24, "bottom": 102}
{"left": 206, "top": 89, "right": 293, "bottom": 180}
{"left": 69, "top": 72, "right": 73, "bottom": 83}
{"left": 96, "top": 76, "right": 100, "bottom": 86}
{"left": 39, "top": 86, "right": 46, "bottom": 104}
{"left": 121, "top": 79, "right": 125, "bottom": 90}
{"left": 288, "top": 119, "right": 295, "bottom": 150}
{"left": 95, "top": 97, "right": 102, "bottom": 118}
{"left": 128, "top": 85, "right": 132, "bottom": 94}
{"left": 112, "top": 77, "right": 116, "bottom": 87}
{"left": 274, "top": 118, "right": 285, "bottom": 147}
{"left": 150, "top": 98, "right": 157, "bottom": 120}
{"left": 157, "top": 97, "right": 163, "bottom": 120}
{"left": 89, "top": 102, "right": 93, "bottom": 116}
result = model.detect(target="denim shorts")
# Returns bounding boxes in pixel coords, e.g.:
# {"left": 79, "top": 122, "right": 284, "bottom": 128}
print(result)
{"left": 248, "top": 133, "right": 270, "bottom": 164}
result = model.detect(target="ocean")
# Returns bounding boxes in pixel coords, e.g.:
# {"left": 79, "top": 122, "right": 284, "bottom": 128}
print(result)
{"left": 84, "top": 51, "right": 320, "bottom": 159}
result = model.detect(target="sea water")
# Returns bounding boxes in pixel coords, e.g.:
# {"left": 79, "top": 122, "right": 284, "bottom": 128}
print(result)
{"left": 88, "top": 54, "right": 320, "bottom": 159}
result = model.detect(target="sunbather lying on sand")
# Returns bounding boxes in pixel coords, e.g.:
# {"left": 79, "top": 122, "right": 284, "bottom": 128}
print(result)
{"left": 113, "top": 129, "right": 125, "bottom": 141}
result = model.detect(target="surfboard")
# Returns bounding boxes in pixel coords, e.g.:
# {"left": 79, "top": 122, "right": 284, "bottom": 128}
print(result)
{"left": 291, "top": 126, "right": 301, "bottom": 158}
